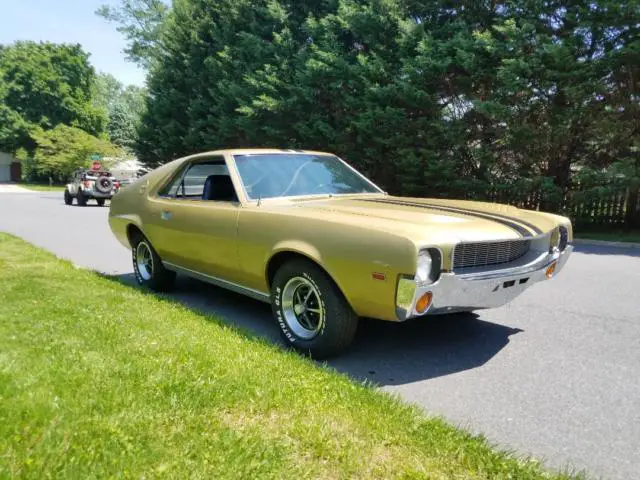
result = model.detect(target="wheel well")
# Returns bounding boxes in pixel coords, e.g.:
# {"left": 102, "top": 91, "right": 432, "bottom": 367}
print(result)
{"left": 126, "top": 224, "right": 144, "bottom": 247}
{"left": 266, "top": 251, "right": 338, "bottom": 291}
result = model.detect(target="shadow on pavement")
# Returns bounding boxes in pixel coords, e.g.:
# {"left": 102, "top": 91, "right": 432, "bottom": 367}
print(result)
{"left": 106, "top": 273, "right": 522, "bottom": 386}
{"left": 331, "top": 314, "right": 522, "bottom": 386}
{"left": 573, "top": 244, "right": 640, "bottom": 258}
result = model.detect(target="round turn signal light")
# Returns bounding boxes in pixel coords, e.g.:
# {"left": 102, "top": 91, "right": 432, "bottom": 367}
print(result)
{"left": 545, "top": 262, "right": 557, "bottom": 279}
{"left": 415, "top": 291, "right": 433, "bottom": 314}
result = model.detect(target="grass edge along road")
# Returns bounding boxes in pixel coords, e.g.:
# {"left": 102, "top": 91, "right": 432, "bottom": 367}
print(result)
{"left": 0, "top": 234, "right": 584, "bottom": 479}
{"left": 17, "top": 183, "right": 66, "bottom": 192}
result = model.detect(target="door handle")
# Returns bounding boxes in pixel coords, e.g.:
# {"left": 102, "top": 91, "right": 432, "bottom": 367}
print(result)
{"left": 161, "top": 210, "right": 172, "bottom": 220}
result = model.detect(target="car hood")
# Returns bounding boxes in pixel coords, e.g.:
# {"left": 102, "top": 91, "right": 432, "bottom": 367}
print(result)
{"left": 281, "top": 195, "right": 559, "bottom": 244}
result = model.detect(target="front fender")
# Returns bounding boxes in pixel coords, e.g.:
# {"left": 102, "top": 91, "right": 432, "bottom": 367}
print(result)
{"left": 270, "top": 240, "right": 323, "bottom": 267}
{"left": 266, "top": 240, "right": 347, "bottom": 303}
{"left": 531, "top": 211, "right": 574, "bottom": 241}
{"left": 258, "top": 224, "right": 416, "bottom": 321}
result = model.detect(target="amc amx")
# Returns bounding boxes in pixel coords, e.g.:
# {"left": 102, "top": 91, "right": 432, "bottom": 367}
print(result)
{"left": 108, "top": 149, "right": 573, "bottom": 357}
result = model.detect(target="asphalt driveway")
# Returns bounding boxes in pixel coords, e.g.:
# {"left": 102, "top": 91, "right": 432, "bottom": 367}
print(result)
{"left": 1, "top": 190, "right": 639, "bottom": 479}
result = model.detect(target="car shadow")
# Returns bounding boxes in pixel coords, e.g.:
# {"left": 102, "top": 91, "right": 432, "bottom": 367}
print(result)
{"left": 573, "top": 243, "right": 640, "bottom": 258}
{"left": 106, "top": 273, "right": 522, "bottom": 386}
{"left": 331, "top": 314, "right": 522, "bottom": 386}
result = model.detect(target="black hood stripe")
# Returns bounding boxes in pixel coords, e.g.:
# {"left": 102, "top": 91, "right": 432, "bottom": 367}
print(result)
{"left": 422, "top": 202, "right": 543, "bottom": 235}
{"left": 362, "top": 198, "right": 541, "bottom": 237}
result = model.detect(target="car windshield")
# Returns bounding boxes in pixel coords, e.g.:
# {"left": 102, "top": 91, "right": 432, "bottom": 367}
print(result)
{"left": 233, "top": 153, "right": 381, "bottom": 200}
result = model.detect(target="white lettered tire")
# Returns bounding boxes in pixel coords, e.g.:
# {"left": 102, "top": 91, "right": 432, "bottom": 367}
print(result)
{"left": 271, "top": 259, "right": 358, "bottom": 358}
{"left": 131, "top": 233, "right": 176, "bottom": 292}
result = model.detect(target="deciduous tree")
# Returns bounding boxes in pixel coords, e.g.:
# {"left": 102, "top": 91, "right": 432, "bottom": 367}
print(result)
{"left": 93, "top": 73, "right": 147, "bottom": 149}
{"left": 0, "top": 41, "right": 107, "bottom": 145}
{"left": 31, "top": 125, "right": 122, "bottom": 183}
{"left": 96, "top": 0, "right": 170, "bottom": 68}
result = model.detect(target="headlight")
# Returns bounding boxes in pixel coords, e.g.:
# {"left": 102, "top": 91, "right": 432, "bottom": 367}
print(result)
{"left": 415, "top": 250, "right": 433, "bottom": 284}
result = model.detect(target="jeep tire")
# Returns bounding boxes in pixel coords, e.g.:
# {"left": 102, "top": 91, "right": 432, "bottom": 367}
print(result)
{"left": 77, "top": 189, "right": 87, "bottom": 206}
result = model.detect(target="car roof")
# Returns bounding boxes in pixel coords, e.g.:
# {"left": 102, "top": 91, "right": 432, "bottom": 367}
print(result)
{"left": 184, "top": 148, "right": 335, "bottom": 160}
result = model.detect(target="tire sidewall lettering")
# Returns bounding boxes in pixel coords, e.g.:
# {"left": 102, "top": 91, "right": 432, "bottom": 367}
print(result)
{"left": 132, "top": 246, "right": 142, "bottom": 284}
{"left": 274, "top": 270, "right": 327, "bottom": 343}
{"left": 132, "top": 242, "right": 148, "bottom": 285}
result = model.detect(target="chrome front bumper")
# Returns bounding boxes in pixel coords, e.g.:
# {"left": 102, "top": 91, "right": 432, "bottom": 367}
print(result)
{"left": 396, "top": 245, "right": 573, "bottom": 320}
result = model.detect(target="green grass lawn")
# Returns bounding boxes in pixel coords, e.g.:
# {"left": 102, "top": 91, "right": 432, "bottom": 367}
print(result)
{"left": 18, "top": 183, "right": 66, "bottom": 192}
{"left": 574, "top": 230, "right": 640, "bottom": 244}
{"left": 0, "top": 233, "right": 582, "bottom": 479}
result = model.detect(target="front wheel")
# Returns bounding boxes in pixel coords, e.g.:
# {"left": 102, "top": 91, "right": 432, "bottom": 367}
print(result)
{"left": 64, "top": 189, "right": 73, "bottom": 205}
{"left": 271, "top": 259, "right": 358, "bottom": 358}
{"left": 76, "top": 189, "right": 87, "bottom": 206}
{"left": 131, "top": 234, "right": 176, "bottom": 292}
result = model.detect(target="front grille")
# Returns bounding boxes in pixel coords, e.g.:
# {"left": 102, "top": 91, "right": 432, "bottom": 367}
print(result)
{"left": 453, "top": 240, "right": 531, "bottom": 271}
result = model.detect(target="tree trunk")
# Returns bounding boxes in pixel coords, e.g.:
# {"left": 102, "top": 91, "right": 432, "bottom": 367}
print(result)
{"left": 625, "top": 186, "right": 640, "bottom": 229}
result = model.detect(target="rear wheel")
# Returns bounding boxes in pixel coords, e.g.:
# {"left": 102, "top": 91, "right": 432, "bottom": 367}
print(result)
{"left": 64, "top": 189, "right": 73, "bottom": 205}
{"left": 96, "top": 198, "right": 106, "bottom": 206}
{"left": 76, "top": 189, "right": 87, "bottom": 206}
{"left": 131, "top": 233, "right": 176, "bottom": 292}
{"left": 271, "top": 259, "right": 358, "bottom": 358}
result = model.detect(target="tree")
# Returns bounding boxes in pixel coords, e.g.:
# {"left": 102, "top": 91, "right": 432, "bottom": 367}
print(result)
{"left": 31, "top": 125, "right": 122, "bottom": 183}
{"left": 465, "top": 1, "right": 640, "bottom": 198}
{"left": 93, "top": 72, "right": 124, "bottom": 113}
{"left": 0, "top": 41, "right": 107, "bottom": 147}
{"left": 0, "top": 103, "right": 30, "bottom": 153}
{"left": 93, "top": 72, "right": 148, "bottom": 149}
{"left": 96, "top": 0, "right": 170, "bottom": 68}
{"left": 107, "top": 102, "right": 138, "bottom": 149}
{"left": 131, "top": 0, "right": 638, "bottom": 205}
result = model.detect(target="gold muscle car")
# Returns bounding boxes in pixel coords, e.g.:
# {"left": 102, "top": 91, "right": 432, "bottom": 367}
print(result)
{"left": 108, "top": 149, "right": 573, "bottom": 357}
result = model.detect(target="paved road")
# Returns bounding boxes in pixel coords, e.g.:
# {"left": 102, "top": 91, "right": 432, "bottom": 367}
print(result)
{"left": 2, "top": 190, "right": 639, "bottom": 479}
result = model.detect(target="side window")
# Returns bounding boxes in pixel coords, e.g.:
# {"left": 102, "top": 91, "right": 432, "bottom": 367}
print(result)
{"left": 181, "top": 163, "right": 229, "bottom": 198}
{"left": 158, "top": 164, "right": 189, "bottom": 197}
{"left": 158, "top": 158, "right": 231, "bottom": 199}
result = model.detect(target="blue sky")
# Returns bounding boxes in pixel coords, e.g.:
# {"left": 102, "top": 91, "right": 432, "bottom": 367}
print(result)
{"left": 0, "top": 0, "right": 146, "bottom": 86}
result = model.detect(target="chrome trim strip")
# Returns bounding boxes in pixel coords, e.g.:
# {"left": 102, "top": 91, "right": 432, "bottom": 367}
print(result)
{"left": 230, "top": 152, "right": 384, "bottom": 202}
{"left": 163, "top": 261, "right": 271, "bottom": 303}
{"left": 397, "top": 246, "right": 573, "bottom": 321}
{"left": 334, "top": 154, "right": 385, "bottom": 194}
{"left": 395, "top": 275, "right": 418, "bottom": 320}
{"left": 450, "top": 232, "right": 552, "bottom": 274}
{"left": 456, "top": 250, "right": 558, "bottom": 280}
{"left": 452, "top": 239, "right": 531, "bottom": 272}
